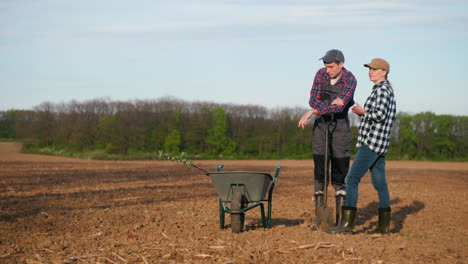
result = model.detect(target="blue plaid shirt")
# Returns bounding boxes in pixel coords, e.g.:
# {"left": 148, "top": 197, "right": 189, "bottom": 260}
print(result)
{"left": 357, "top": 80, "right": 396, "bottom": 156}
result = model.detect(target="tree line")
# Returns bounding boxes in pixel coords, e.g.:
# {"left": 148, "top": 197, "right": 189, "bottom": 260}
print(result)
{"left": 0, "top": 97, "right": 466, "bottom": 161}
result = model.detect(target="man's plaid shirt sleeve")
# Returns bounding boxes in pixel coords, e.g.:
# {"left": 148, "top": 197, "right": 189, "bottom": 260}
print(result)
{"left": 309, "top": 69, "right": 327, "bottom": 113}
{"left": 309, "top": 68, "right": 357, "bottom": 115}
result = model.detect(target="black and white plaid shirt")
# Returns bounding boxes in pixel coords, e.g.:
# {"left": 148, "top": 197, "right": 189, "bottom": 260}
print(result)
{"left": 357, "top": 80, "right": 396, "bottom": 156}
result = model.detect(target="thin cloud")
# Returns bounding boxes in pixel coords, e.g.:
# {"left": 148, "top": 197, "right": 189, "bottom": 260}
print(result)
{"left": 91, "top": 1, "right": 449, "bottom": 34}
{"left": 73, "top": 0, "right": 466, "bottom": 44}
{"left": 339, "top": 1, "right": 416, "bottom": 11}
{"left": 94, "top": 22, "right": 220, "bottom": 34}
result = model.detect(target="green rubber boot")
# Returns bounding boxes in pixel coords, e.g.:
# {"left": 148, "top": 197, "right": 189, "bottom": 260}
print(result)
{"left": 326, "top": 206, "right": 356, "bottom": 234}
{"left": 335, "top": 194, "right": 346, "bottom": 226}
{"left": 368, "top": 207, "right": 391, "bottom": 234}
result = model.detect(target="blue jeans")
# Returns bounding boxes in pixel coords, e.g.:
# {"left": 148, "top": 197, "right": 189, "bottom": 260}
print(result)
{"left": 345, "top": 145, "right": 390, "bottom": 208}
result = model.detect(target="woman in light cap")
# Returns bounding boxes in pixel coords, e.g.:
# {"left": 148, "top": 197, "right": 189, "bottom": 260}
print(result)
{"left": 327, "top": 58, "right": 397, "bottom": 235}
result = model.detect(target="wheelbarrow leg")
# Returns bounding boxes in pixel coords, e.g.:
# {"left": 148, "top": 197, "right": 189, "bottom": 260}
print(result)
{"left": 259, "top": 199, "right": 273, "bottom": 228}
{"left": 219, "top": 199, "right": 226, "bottom": 229}
{"left": 217, "top": 164, "right": 226, "bottom": 229}
{"left": 265, "top": 165, "right": 281, "bottom": 228}
{"left": 259, "top": 203, "right": 267, "bottom": 228}
{"left": 267, "top": 199, "right": 273, "bottom": 228}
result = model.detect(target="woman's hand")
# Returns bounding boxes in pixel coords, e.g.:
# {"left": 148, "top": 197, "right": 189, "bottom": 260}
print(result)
{"left": 352, "top": 103, "right": 365, "bottom": 116}
{"left": 298, "top": 109, "right": 317, "bottom": 129}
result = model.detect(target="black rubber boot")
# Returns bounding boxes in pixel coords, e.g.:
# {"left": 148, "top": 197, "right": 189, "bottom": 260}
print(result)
{"left": 335, "top": 194, "right": 346, "bottom": 226}
{"left": 311, "top": 193, "right": 324, "bottom": 231}
{"left": 326, "top": 206, "right": 356, "bottom": 234}
{"left": 368, "top": 207, "right": 391, "bottom": 234}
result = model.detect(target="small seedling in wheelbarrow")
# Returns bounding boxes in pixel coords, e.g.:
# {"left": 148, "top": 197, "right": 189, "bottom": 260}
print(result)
{"left": 156, "top": 151, "right": 209, "bottom": 174}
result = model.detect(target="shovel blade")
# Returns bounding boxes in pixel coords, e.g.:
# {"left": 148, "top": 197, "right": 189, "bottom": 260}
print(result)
{"left": 315, "top": 207, "right": 335, "bottom": 231}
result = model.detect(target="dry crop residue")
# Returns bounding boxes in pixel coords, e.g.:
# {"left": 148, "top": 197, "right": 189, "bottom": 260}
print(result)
{"left": 0, "top": 142, "right": 467, "bottom": 263}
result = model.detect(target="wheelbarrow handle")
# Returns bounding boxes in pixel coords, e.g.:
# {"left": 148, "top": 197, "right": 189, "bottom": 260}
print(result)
{"left": 269, "top": 165, "right": 281, "bottom": 196}
{"left": 273, "top": 165, "right": 281, "bottom": 183}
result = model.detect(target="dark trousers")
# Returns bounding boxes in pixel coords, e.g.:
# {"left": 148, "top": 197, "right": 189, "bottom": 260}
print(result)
{"left": 312, "top": 118, "right": 350, "bottom": 194}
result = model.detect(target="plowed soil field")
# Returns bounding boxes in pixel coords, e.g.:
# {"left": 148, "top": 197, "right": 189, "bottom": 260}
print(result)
{"left": 0, "top": 142, "right": 467, "bottom": 264}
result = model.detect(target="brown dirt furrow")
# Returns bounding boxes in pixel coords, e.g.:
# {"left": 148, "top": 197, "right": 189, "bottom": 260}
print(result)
{"left": 0, "top": 142, "right": 467, "bottom": 263}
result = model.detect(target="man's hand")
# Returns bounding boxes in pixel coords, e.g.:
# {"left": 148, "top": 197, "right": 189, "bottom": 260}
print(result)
{"left": 352, "top": 103, "right": 365, "bottom": 116}
{"left": 298, "top": 109, "right": 317, "bottom": 129}
{"left": 331, "top": 97, "right": 344, "bottom": 106}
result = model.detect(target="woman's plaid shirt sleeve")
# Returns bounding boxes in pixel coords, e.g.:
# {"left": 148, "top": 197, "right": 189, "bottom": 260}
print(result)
{"left": 365, "top": 88, "right": 391, "bottom": 123}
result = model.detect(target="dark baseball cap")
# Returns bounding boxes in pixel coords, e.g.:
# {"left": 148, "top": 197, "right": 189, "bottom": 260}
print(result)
{"left": 319, "top": 49, "right": 345, "bottom": 63}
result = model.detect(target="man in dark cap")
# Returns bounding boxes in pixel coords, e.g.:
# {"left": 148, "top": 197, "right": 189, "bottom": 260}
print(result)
{"left": 298, "top": 49, "right": 357, "bottom": 230}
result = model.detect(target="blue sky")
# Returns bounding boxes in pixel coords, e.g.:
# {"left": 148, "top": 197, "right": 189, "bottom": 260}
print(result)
{"left": 1, "top": 0, "right": 467, "bottom": 115}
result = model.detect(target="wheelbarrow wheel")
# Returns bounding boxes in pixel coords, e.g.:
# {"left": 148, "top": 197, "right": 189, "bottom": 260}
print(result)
{"left": 231, "top": 191, "right": 246, "bottom": 233}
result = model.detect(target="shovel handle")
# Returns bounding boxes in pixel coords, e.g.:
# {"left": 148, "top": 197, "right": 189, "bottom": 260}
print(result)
{"left": 321, "top": 113, "right": 335, "bottom": 208}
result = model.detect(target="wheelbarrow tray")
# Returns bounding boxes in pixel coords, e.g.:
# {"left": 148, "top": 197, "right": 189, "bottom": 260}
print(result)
{"left": 208, "top": 171, "right": 273, "bottom": 202}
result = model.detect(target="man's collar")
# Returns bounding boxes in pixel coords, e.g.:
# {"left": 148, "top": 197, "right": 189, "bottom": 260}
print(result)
{"left": 331, "top": 70, "right": 343, "bottom": 81}
{"left": 325, "top": 67, "right": 347, "bottom": 83}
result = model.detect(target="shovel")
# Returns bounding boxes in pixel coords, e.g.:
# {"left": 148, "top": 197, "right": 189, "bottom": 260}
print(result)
{"left": 315, "top": 115, "right": 335, "bottom": 231}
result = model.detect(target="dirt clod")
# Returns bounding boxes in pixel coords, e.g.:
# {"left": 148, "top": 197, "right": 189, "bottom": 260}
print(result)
{"left": 0, "top": 142, "right": 467, "bottom": 263}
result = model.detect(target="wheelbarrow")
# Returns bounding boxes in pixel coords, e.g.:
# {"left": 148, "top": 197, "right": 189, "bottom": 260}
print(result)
{"left": 207, "top": 164, "right": 281, "bottom": 233}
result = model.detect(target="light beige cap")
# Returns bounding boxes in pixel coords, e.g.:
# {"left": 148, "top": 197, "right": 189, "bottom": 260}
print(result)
{"left": 364, "top": 58, "right": 390, "bottom": 73}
